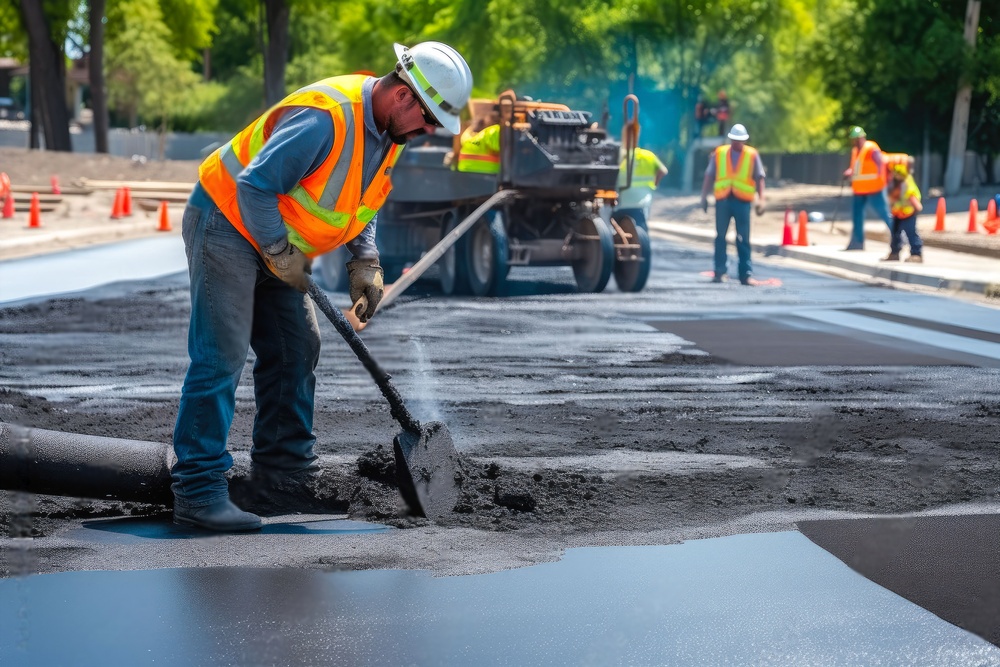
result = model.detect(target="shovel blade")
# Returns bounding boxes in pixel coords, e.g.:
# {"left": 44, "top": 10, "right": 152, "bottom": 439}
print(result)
{"left": 393, "top": 421, "right": 459, "bottom": 521}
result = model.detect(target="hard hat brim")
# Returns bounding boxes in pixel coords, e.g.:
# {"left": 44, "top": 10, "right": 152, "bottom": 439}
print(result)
{"left": 727, "top": 129, "right": 749, "bottom": 141}
{"left": 394, "top": 42, "right": 462, "bottom": 135}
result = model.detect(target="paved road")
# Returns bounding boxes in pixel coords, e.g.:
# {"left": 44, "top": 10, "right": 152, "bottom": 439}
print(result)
{"left": 2, "top": 231, "right": 999, "bottom": 664}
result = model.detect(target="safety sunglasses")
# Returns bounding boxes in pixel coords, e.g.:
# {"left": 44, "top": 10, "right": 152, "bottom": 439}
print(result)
{"left": 414, "top": 92, "right": 442, "bottom": 128}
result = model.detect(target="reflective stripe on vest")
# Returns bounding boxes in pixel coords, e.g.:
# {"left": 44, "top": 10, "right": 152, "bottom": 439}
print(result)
{"left": 851, "top": 140, "right": 886, "bottom": 195}
{"left": 713, "top": 145, "right": 757, "bottom": 202}
{"left": 458, "top": 125, "right": 500, "bottom": 174}
{"left": 889, "top": 174, "right": 920, "bottom": 218}
{"left": 618, "top": 148, "right": 661, "bottom": 191}
{"left": 199, "top": 74, "right": 399, "bottom": 257}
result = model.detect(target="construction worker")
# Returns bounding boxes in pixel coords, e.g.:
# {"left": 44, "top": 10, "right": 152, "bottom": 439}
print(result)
{"left": 883, "top": 162, "right": 924, "bottom": 263}
{"left": 457, "top": 123, "right": 500, "bottom": 174}
{"left": 615, "top": 128, "right": 667, "bottom": 230}
{"left": 172, "top": 42, "right": 472, "bottom": 532}
{"left": 715, "top": 90, "right": 730, "bottom": 136}
{"left": 700, "top": 123, "right": 765, "bottom": 285}
{"left": 842, "top": 126, "right": 892, "bottom": 250}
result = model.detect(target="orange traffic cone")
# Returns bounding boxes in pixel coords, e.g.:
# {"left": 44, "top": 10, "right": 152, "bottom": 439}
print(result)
{"left": 28, "top": 192, "right": 41, "bottom": 228}
{"left": 796, "top": 210, "right": 809, "bottom": 246}
{"left": 157, "top": 201, "right": 172, "bottom": 232}
{"left": 933, "top": 198, "right": 946, "bottom": 232}
{"left": 781, "top": 208, "right": 794, "bottom": 246}
{"left": 110, "top": 188, "right": 124, "bottom": 219}
{"left": 122, "top": 187, "right": 133, "bottom": 216}
{"left": 984, "top": 199, "right": 1000, "bottom": 235}
{"left": 1, "top": 193, "right": 13, "bottom": 219}
{"left": 50, "top": 175, "right": 61, "bottom": 195}
{"left": 967, "top": 199, "right": 979, "bottom": 233}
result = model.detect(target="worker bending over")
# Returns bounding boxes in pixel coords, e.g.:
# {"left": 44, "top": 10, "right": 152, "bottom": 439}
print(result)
{"left": 172, "top": 42, "right": 472, "bottom": 532}
{"left": 883, "top": 162, "right": 924, "bottom": 263}
{"left": 457, "top": 123, "right": 500, "bottom": 174}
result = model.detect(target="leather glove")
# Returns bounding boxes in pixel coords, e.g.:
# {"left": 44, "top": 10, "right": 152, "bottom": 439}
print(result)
{"left": 347, "top": 258, "right": 384, "bottom": 323}
{"left": 262, "top": 239, "right": 311, "bottom": 293}
{"left": 700, "top": 197, "right": 709, "bottom": 214}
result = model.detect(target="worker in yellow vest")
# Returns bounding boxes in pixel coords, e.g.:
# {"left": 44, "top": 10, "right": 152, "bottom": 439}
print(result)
{"left": 615, "top": 127, "right": 667, "bottom": 230}
{"left": 883, "top": 162, "right": 924, "bottom": 263}
{"left": 172, "top": 42, "right": 472, "bottom": 532}
{"left": 457, "top": 124, "right": 501, "bottom": 174}
{"left": 842, "top": 126, "right": 892, "bottom": 250}
{"left": 699, "top": 123, "right": 765, "bottom": 285}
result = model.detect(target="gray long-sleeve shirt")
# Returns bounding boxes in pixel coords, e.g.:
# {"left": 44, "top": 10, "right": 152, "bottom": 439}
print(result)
{"left": 200, "top": 77, "right": 393, "bottom": 259}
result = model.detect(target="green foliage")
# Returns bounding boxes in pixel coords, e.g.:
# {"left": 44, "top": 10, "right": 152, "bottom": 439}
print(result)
{"left": 159, "top": 0, "right": 219, "bottom": 60}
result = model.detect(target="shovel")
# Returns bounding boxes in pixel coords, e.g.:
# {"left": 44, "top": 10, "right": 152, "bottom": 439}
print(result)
{"left": 306, "top": 278, "right": 459, "bottom": 521}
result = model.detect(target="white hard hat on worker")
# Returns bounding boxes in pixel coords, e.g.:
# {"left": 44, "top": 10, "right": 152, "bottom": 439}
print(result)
{"left": 394, "top": 42, "right": 472, "bottom": 135}
{"left": 727, "top": 124, "right": 749, "bottom": 141}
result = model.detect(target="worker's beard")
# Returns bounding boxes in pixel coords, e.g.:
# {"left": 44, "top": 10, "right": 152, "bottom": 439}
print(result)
{"left": 386, "top": 108, "right": 422, "bottom": 145}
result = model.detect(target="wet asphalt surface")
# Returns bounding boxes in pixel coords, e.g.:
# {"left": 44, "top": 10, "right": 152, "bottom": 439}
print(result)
{"left": 2, "top": 234, "right": 1000, "bottom": 659}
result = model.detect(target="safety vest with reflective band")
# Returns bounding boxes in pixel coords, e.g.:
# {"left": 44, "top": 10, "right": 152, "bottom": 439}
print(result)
{"left": 888, "top": 174, "right": 921, "bottom": 218}
{"left": 713, "top": 145, "right": 758, "bottom": 202}
{"left": 457, "top": 125, "right": 501, "bottom": 174}
{"left": 618, "top": 148, "right": 664, "bottom": 191}
{"left": 850, "top": 140, "right": 886, "bottom": 195}
{"left": 198, "top": 75, "right": 400, "bottom": 258}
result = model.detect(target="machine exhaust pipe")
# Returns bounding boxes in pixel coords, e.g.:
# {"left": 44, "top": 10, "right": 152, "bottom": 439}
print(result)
{"left": 0, "top": 421, "right": 175, "bottom": 504}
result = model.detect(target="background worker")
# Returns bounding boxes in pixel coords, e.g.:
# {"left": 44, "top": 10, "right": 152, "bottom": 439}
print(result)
{"left": 615, "top": 126, "right": 668, "bottom": 230}
{"left": 842, "top": 126, "right": 892, "bottom": 250}
{"left": 171, "top": 41, "right": 472, "bottom": 532}
{"left": 457, "top": 121, "right": 500, "bottom": 174}
{"left": 700, "top": 123, "right": 765, "bottom": 285}
{"left": 883, "top": 162, "right": 924, "bottom": 263}
{"left": 715, "top": 90, "right": 730, "bottom": 136}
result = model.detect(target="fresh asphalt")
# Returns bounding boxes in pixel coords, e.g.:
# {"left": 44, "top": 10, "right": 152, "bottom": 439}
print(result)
{"left": 2, "top": 230, "right": 999, "bottom": 664}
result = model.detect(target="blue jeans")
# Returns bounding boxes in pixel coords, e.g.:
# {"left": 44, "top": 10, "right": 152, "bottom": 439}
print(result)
{"left": 171, "top": 192, "right": 320, "bottom": 508}
{"left": 849, "top": 191, "right": 892, "bottom": 249}
{"left": 714, "top": 197, "right": 752, "bottom": 279}
{"left": 890, "top": 214, "right": 923, "bottom": 255}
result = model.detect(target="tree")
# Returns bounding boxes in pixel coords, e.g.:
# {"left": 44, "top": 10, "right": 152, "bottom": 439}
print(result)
{"left": 90, "top": 0, "right": 109, "bottom": 153}
{"left": 18, "top": 0, "right": 75, "bottom": 151}
{"left": 262, "top": 0, "right": 289, "bottom": 105}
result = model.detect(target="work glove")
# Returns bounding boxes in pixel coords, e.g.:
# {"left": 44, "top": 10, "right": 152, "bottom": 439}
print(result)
{"left": 262, "top": 239, "right": 311, "bottom": 293}
{"left": 755, "top": 202, "right": 766, "bottom": 217}
{"left": 347, "top": 258, "right": 384, "bottom": 323}
{"left": 700, "top": 197, "right": 709, "bottom": 214}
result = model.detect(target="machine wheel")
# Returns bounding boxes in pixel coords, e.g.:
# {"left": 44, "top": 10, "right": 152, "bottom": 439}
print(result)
{"left": 612, "top": 214, "right": 652, "bottom": 293}
{"left": 438, "top": 209, "right": 471, "bottom": 295}
{"left": 464, "top": 210, "right": 509, "bottom": 297}
{"left": 315, "top": 245, "right": 350, "bottom": 292}
{"left": 572, "top": 215, "right": 614, "bottom": 293}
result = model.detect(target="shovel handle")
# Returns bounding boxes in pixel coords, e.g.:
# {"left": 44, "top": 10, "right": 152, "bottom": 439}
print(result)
{"left": 307, "top": 279, "right": 420, "bottom": 434}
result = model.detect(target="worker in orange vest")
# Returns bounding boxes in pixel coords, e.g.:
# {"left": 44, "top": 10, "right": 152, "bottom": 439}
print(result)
{"left": 171, "top": 42, "right": 472, "bottom": 532}
{"left": 700, "top": 123, "right": 766, "bottom": 285}
{"left": 842, "top": 126, "right": 892, "bottom": 250}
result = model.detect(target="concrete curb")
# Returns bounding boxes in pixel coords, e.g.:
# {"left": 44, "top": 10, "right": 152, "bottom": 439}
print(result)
{"left": 649, "top": 221, "right": 999, "bottom": 297}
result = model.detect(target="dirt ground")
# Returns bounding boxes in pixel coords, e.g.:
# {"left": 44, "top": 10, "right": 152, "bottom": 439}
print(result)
{"left": 0, "top": 147, "right": 200, "bottom": 187}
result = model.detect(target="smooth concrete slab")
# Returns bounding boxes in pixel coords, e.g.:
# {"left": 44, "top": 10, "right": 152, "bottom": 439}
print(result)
{"left": 3, "top": 532, "right": 999, "bottom": 666}
{"left": 799, "top": 514, "right": 1000, "bottom": 647}
{"left": 651, "top": 315, "right": 1000, "bottom": 367}
{"left": 0, "top": 235, "right": 186, "bottom": 304}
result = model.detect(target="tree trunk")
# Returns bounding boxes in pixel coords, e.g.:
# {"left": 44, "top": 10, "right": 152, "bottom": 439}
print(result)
{"left": 944, "top": 0, "right": 981, "bottom": 195}
{"left": 28, "top": 51, "right": 40, "bottom": 149}
{"left": 19, "top": 0, "right": 73, "bottom": 152}
{"left": 262, "top": 0, "right": 290, "bottom": 106}
{"left": 89, "top": 0, "right": 109, "bottom": 154}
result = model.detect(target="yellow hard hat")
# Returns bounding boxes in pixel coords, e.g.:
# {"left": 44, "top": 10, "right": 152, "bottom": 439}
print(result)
{"left": 892, "top": 163, "right": 909, "bottom": 177}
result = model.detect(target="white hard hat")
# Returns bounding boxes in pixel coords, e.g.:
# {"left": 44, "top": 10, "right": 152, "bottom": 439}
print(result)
{"left": 394, "top": 42, "right": 472, "bottom": 135}
{"left": 727, "top": 124, "right": 749, "bottom": 141}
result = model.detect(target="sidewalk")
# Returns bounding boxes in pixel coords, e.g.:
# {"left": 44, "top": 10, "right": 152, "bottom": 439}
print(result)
{"left": 648, "top": 185, "right": 1000, "bottom": 299}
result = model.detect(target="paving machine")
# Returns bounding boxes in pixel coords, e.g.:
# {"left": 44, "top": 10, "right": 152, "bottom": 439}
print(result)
{"left": 316, "top": 91, "right": 651, "bottom": 296}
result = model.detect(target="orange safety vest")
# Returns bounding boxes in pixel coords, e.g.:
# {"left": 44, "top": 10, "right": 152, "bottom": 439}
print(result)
{"left": 713, "top": 145, "right": 758, "bottom": 202}
{"left": 199, "top": 75, "right": 400, "bottom": 258}
{"left": 850, "top": 140, "right": 886, "bottom": 195}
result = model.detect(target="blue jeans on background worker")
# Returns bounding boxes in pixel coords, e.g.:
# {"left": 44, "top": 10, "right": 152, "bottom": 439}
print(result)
{"left": 171, "top": 190, "right": 320, "bottom": 509}
{"left": 714, "top": 196, "right": 752, "bottom": 281}
{"left": 890, "top": 214, "right": 923, "bottom": 256}
{"left": 848, "top": 191, "right": 892, "bottom": 249}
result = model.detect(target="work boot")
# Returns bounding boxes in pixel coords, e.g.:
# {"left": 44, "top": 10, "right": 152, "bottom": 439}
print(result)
{"left": 174, "top": 498, "right": 262, "bottom": 532}
{"left": 229, "top": 465, "right": 324, "bottom": 516}
{"left": 711, "top": 273, "right": 727, "bottom": 283}
{"left": 740, "top": 276, "right": 757, "bottom": 286}
{"left": 880, "top": 252, "right": 900, "bottom": 262}
{"left": 905, "top": 254, "right": 923, "bottom": 263}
